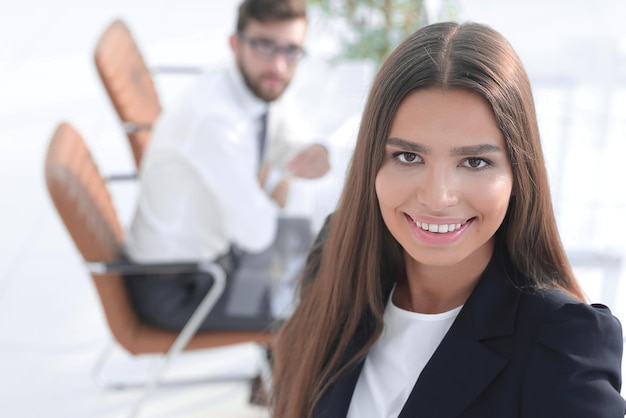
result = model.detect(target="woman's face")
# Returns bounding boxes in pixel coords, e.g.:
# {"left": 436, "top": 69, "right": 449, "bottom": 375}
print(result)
{"left": 375, "top": 88, "right": 513, "bottom": 269}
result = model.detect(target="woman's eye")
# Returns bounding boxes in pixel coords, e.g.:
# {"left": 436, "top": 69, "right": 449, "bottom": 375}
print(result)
{"left": 463, "top": 158, "right": 489, "bottom": 169}
{"left": 397, "top": 152, "right": 419, "bottom": 163}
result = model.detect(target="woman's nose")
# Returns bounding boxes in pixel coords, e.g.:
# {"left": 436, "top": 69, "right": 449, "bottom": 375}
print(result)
{"left": 416, "top": 167, "right": 459, "bottom": 211}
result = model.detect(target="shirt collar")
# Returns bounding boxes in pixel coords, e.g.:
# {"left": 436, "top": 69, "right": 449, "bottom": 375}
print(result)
{"left": 226, "top": 59, "right": 270, "bottom": 119}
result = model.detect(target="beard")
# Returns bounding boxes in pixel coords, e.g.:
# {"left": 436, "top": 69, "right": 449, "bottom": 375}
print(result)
{"left": 238, "top": 59, "right": 291, "bottom": 102}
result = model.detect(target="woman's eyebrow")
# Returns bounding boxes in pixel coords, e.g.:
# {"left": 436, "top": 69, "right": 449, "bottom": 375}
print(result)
{"left": 386, "top": 137, "right": 429, "bottom": 154}
{"left": 450, "top": 144, "right": 504, "bottom": 156}
{"left": 387, "top": 138, "right": 503, "bottom": 156}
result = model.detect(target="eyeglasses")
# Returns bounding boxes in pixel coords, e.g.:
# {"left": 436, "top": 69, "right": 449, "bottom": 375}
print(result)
{"left": 238, "top": 34, "right": 306, "bottom": 64}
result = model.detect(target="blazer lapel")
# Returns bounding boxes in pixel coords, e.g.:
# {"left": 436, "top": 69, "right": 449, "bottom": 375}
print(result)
{"left": 314, "top": 360, "right": 365, "bottom": 418}
{"left": 315, "top": 314, "right": 378, "bottom": 418}
{"left": 399, "top": 250, "right": 521, "bottom": 417}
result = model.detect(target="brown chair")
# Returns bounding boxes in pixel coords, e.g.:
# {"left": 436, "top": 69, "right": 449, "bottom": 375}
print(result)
{"left": 94, "top": 19, "right": 203, "bottom": 169}
{"left": 44, "top": 122, "right": 274, "bottom": 415}
{"left": 94, "top": 19, "right": 161, "bottom": 168}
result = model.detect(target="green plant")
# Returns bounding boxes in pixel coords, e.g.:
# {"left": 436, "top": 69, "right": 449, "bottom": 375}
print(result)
{"left": 308, "top": 0, "right": 459, "bottom": 67}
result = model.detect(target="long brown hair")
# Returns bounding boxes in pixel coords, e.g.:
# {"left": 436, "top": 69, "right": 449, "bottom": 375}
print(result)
{"left": 271, "top": 21, "right": 584, "bottom": 418}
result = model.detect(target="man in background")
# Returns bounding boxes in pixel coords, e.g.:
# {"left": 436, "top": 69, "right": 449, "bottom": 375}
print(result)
{"left": 123, "top": 0, "right": 329, "bottom": 332}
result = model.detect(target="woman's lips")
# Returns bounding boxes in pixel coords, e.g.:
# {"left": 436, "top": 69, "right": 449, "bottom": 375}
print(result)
{"left": 405, "top": 214, "right": 474, "bottom": 244}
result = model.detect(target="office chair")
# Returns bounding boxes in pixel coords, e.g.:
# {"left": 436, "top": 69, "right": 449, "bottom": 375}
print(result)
{"left": 94, "top": 19, "right": 204, "bottom": 169}
{"left": 44, "top": 122, "right": 274, "bottom": 416}
{"left": 94, "top": 19, "right": 160, "bottom": 168}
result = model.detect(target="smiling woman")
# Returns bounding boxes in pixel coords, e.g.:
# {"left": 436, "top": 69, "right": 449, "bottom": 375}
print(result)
{"left": 376, "top": 88, "right": 513, "bottom": 297}
{"left": 271, "top": 21, "right": 626, "bottom": 418}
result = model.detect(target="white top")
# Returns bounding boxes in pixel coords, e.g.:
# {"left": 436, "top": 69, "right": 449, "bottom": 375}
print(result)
{"left": 347, "top": 288, "right": 462, "bottom": 418}
{"left": 125, "top": 61, "right": 311, "bottom": 262}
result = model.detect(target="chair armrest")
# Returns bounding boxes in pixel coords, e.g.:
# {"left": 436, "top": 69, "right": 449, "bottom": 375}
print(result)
{"left": 122, "top": 121, "right": 153, "bottom": 134}
{"left": 104, "top": 172, "right": 139, "bottom": 182}
{"left": 150, "top": 65, "right": 204, "bottom": 75}
{"left": 86, "top": 259, "right": 219, "bottom": 276}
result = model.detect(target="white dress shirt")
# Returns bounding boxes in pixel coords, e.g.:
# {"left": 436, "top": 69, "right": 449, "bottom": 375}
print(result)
{"left": 124, "top": 60, "right": 311, "bottom": 262}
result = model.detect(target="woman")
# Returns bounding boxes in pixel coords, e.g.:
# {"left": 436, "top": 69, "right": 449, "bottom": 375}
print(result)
{"left": 271, "top": 21, "right": 625, "bottom": 417}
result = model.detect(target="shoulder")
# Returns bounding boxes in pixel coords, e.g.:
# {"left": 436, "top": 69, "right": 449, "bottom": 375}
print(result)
{"left": 194, "top": 72, "right": 242, "bottom": 118}
{"left": 519, "top": 288, "right": 625, "bottom": 416}
{"left": 167, "top": 64, "right": 242, "bottom": 121}
{"left": 540, "top": 292, "right": 622, "bottom": 357}
{"left": 521, "top": 287, "right": 621, "bottom": 339}
{"left": 517, "top": 286, "right": 622, "bottom": 355}
{"left": 152, "top": 67, "right": 239, "bottom": 134}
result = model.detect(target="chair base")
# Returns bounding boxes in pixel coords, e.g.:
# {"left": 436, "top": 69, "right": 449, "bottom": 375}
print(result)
{"left": 92, "top": 341, "right": 270, "bottom": 416}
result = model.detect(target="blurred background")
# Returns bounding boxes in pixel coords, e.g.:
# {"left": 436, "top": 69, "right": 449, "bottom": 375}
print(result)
{"left": 1, "top": 0, "right": 625, "bottom": 416}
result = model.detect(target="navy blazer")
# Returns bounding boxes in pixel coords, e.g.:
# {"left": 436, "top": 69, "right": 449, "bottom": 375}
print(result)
{"left": 314, "top": 250, "right": 626, "bottom": 417}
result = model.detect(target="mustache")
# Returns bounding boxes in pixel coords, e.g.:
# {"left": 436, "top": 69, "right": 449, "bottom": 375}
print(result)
{"left": 260, "top": 73, "right": 287, "bottom": 83}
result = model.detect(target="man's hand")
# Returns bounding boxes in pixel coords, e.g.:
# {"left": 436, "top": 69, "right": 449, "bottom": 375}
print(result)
{"left": 287, "top": 144, "right": 330, "bottom": 179}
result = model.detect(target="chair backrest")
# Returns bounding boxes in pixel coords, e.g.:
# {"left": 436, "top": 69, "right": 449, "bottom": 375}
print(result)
{"left": 45, "top": 122, "right": 146, "bottom": 351}
{"left": 45, "top": 122, "right": 124, "bottom": 262}
{"left": 45, "top": 123, "right": 274, "bottom": 354}
{"left": 94, "top": 19, "right": 161, "bottom": 168}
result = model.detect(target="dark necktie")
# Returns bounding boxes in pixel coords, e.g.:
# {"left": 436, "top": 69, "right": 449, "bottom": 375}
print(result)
{"left": 258, "top": 110, "right": 268, "bottom": 169}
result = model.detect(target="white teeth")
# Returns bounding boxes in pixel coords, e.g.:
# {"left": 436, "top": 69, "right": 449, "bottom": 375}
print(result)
{"left": 415, "top": 220, "right": 464, "bottom": 233}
